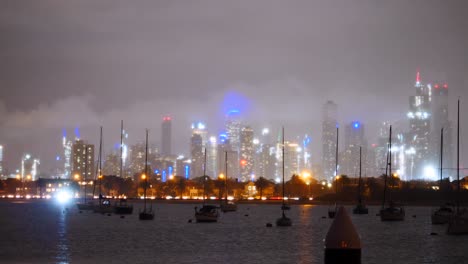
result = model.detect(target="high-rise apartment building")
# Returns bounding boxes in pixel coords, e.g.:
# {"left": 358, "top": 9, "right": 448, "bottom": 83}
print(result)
{"left": 190, "top": 133, "right": 204, "bottom": 178}
{"left": 322, "top": 100, "right": 338, "bottom": 181}
{"left": 161, "top": 116, "right": 172, "bottom": 156}
{"left": 71, "top": 140, "right": 95, "bottom": 180}
{"left": 240, "top": 126, "right": 254, "bottom": 181}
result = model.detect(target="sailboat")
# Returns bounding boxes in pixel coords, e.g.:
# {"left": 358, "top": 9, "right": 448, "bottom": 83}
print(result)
{"left": 220, "top": 151, "right": 237, "bottom": 213}
{"left": 447, "top": 99, "right": 468, "bottom": 234}
{"left": 353, "top": 146, "right": 368, "bottom": 214}
{"left": 93, "top": 126, "right": 114, "bottom": 214}
{"left": 276, "top": 127, "right": 292, "bottom": 227}
{"left": 431, "top": 127, "right": 454, "bottom": 224}
{"left": 114, "top": 120, "right": 133, "bottom": 215}
{"left": 380, "top": 125, "right": 405, "bottom": 221}
{"left": 328, "top": 127, "right": 339, "bottom": 219}
{"left": 195, "top": 148, "right": 219, "bottom": 222}
{"left": 139, "top": 129, "right": 154, "bottom": 220}
{"left": 76, "top": 143, "right": 94, "bottom": 210}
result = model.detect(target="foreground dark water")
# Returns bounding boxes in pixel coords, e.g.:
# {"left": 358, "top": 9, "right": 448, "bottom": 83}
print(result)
{"left": 0, "top": 200, "right": 467, "bottom": 264}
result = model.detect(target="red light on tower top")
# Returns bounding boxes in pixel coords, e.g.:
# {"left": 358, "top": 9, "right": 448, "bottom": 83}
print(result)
{"left": 416, "top": 71, "right": 420, "bottom": 83}
{"left": 163, "top": 116, "right": 172, "bottom": 121}
{"left": 434, "top": 84, "right": 439, "bottom": 89}
{"left": 443, "top": 84, "right": 448, "bottom": 89}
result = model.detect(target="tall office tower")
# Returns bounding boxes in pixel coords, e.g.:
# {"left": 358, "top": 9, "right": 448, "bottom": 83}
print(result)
{"left": 341, "top": 121, "right": 367, "bottom": 176}
{"left": 407, "top": 72, "right": 432, "bottom": 178}
{"left": 103, "top": 152, "right": 120, "bottom": 176}
{"left": 71, "top": 139, "right": 95, "bottom": 180}
{"left": 322, "top": 100, "right": 338, "bottom": 181}
{"left": 302, "top": 135, "right": 312, "bottom": 172}
{"left": 62, "top": 129, "right": 73, "bottom": 179}
{"left": 226, "top": 110, "right": 242, "bottom": 153}
{"left": 240, "top": 126, "right": 254, "bottom": 181}
{"left": 21, "top": 154, "right": 40, "bottom": 181}
{"left": 0, "top": 145, "right": 3, "bottom": 177}
{"left": 431, "top": 83, "right": 453, "bottom": 179}
{"left": 282, "top": 141, "right": 301, "bottom": 180}
{"left": 206, "top": 136, "right": 218, "bottom": 178}
{"left": 161, "top": 116, "right": 172, "bottom": 156}
{"left": 191, "top": 122, "right": 208, "bottom": 149}
{"left": 253, "top": 128, "right": 276, "bottom": 180}
{"left": 190, "top": 133, "right": 204, "bottom": 178}
{"left": 128, "top": 143, "right": 146, "bottom": 176}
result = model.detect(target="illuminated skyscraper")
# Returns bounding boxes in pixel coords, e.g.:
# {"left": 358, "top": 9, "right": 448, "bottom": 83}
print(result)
{"left": 190, "top": 133, "right": 204, "bottom": 178}
{"left": 206, "top": 136, "right": 218, "bottom": 178}
{"left": 284, "top": 141, "right": 301, "bottom": 180}
{"left": 191, "top": 122, "right": 208, "bottom": 148}
{"left": 21, "top": 154, "right": 40, "bottom": 181}
{"left": 103, "top": 152, "right": 119, "bottom": 176}
{"left": 407, "top": 72, "right": 433, "bottom": 178}
{"left": 226, "top": 110, "right": 242, "bottom": 152}
{"left": 240, "top": 126, "right": 254, "bottom": 181}
{"left": 341, "top": 121, "right": 367, "bottom": 176}
{"left": 161, "top": 116, "right": 172, "bottom": 156}
{"left": 322, "top": 100, "right": 338, "bottom": 181}
{"left": 71, "top": 139, "right": 95, "bottom": 180}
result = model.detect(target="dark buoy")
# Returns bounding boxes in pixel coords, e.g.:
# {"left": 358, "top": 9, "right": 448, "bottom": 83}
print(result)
{"left": 266, "top": 223, "right": 273, "bottom": 227}
{"left": 412, "top": 215, "right": 417, "bottom": 218}
{"left": 107, "top": 213, "right": 112, "bottom": 216}
{"left": 120, "top": 215, "right": 125, "bottom": 219}
{"left": 244, "top": 214, "right": 249, "bottom": 217}
{"left": 322, "top": 216, "right": 327, "bottom": 219}
{"left": 79, "top": 211, "right": 83, "bottom": 214}
{"left": 324, "top": 206, "right": 361, "bottom": 264}
{"left": 430, "top": 232, "right": 438, "bottom": 236}
{"left": 188, "top": 219, "right": 192, "bottom": 223}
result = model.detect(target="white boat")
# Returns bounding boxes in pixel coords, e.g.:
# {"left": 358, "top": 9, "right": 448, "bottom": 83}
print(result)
{"left": 380, "top": 125, "right": 405, "bottom": 222}
{"left": 195, "top": 148, "right": 219, "bottom": 223}
{"left": 195, "top": 205, "right": 219, "bottom": 223}
{"left": 276, "top": 127, "right": 292, "bottom": 227}
{"left": 447, "top": 100, "right": 468, "bottom": 234}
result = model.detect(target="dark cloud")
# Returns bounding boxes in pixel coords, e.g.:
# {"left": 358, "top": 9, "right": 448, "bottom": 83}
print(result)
{"left": 0, "top": 0, "right": 467, "bottom": 173}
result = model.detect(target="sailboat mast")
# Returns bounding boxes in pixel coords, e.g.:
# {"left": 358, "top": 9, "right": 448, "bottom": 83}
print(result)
{"left": 282, "top": 127, "right": 285, "bottom": 207}
{"left": 335, "top": 127, "right": 339, "bottom": 195}
{"left": 98, "top": 126, "right": 103, "bottom": 200}
{"left": 389, "top": 125, "right": 392, "bottom": 199}
{"left": 203, "top": 148, "right": 207, "bottom": 206}
{"left": 120, "top": 120, "right": 123, "bottom": 179}
{"left": 225, "top": 151, "right": 228, "bottom": 202}
{"left": 440, "top": 128, "right": 444, "bottom": 191}
{"left": 382, "top": 126, "right": 390, "bottom": 209}
{"left": 144, "top": 129, "right": 148, "bottom": 210}
{"left": 457, "top": 99, "right": 460, "bottom": 214}
{"left": 358, "top": 146, "right": 362, "bottom": 203}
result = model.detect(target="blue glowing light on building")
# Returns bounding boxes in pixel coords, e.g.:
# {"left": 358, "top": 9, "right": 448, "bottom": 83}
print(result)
{"left": 353, "top": 122, "right": 360, "bottom": 129}
{"left": 56, "top": 156, "right": 60, "bottom": 161}
{"left": 185, "top": 165, "right": 190, "bottom": 179}
{"left": 74, "top": 127, "right": 80, "bottom": 139}
{"left": 62, "top": 128, "right": 67, "bottom": 138}
{"left": 168, "top": 166, "right": 173, "bottom": 176}
{"left": 303, "top": 135, "right": 311, "bottom": 147}
{"left": 154, "top": 169, "right": 159, "bottom": 174}
{"left": 222, "top": 91, "right": 251, "bottom": 116}
{"left": 219, "top": 132, "right": 228, "bottom": 143}
{"left": 162, "top": 170, "right": 167, "bottom": 182}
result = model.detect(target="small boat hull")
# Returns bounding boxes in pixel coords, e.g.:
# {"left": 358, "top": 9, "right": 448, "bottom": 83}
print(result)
{"left": 380, "top": 207, "right": 405, "bottom": 221}
{"left": 93, "top": 199, "right": 114, "bottom": 214}
{"left": 195, "top": 205, "right": 219, "bottom": 223}
{"left": 447, "top": 211, "right": 468, "bottom": 235}
{"left": 276, "top": 215, "right": 292, "bottom": 227}
{"left": 139, "top": 211, "right": 154, "bottom": 220}
{"left": 431, "top": 206, "right": 454, "bottom": 225}
{"left": 353, "top": 204, "right": 369, "bottom": 215}
{"left": 281, "top": 204, "right": 291, "bottom": 211}
{"left": 220, "top": 203, "right": 237, "bottom": 213}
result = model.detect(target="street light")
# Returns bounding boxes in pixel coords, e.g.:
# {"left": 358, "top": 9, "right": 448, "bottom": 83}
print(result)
{"left": 74, "top": 174, "right": 80, "bottom": 180}
{"left": 141, "top": 174, "right": 146, "bottom": 180}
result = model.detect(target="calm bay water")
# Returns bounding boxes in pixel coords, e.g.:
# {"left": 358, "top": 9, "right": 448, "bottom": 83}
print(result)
{"left": 0, "top": 200, "right": 467, "bottom": 264}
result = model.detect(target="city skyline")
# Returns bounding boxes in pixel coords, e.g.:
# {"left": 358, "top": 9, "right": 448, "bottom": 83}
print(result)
{"left": 0, "top": 1, "right": 467, "bottom": 175}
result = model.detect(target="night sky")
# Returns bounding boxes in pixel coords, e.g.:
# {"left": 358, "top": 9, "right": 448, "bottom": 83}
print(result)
{"left": 1, "top": 0, "right": 467, "bottom": 173}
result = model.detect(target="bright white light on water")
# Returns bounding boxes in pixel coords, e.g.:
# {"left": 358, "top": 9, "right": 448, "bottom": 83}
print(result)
{"left": 55, "top": 190, "right": 72, "bottom": 204}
